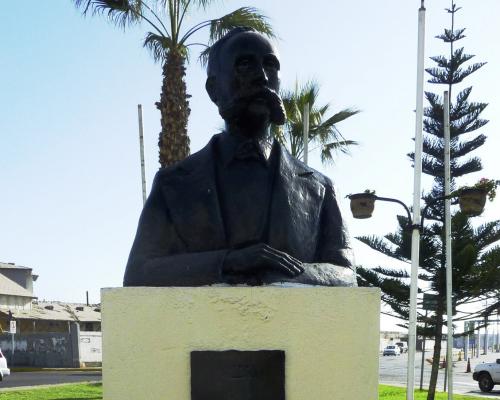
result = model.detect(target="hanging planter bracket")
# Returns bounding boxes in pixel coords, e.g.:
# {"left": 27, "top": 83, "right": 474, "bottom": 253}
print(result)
{"left": 348, "top": 192, "right": 458, "bottom": 232}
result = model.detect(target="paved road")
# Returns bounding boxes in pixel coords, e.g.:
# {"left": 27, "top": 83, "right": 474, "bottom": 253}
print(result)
{"left": 380, "top": 351, "right": 500, "bottom": 398}
{"left": 0, "top": 370, "right": 101, "bottom": 389}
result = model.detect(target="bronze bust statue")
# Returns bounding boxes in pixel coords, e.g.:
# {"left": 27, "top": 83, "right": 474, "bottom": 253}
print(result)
{"left": 124, "top": 27, "right": 356, "bottom": 287}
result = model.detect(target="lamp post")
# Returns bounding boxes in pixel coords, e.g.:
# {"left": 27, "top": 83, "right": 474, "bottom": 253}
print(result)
{"left": 409, "top": 1, "right": 427, "bottom": 397}
{"left": 347, "top": 189, "right": 487, "bottom": 397}
{"left": 444, "top": 90, "right": 453, "bottom": 399}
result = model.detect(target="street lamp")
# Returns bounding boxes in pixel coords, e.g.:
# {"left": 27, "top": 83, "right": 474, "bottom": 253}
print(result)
{"left": 347, "top": 191, "right": 485, "bottom": 223}
{"left": 347, "top": 189, "right": 487, "bottom": 398}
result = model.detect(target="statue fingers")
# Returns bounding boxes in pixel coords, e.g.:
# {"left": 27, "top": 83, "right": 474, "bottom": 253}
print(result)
{"left": 261, "top": 254, "right": 301, "bottom": 277}
{"left": 261, "top": 246, "right": 304, "bottom": 274}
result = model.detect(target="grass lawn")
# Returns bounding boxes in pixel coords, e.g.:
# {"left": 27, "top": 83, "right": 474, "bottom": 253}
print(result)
{"left": 0, "top": 383, "right": 488, "bottom": 400}
{"left": 0, "top": 383, "right": 102, "bottom": 400}
{"left": 379, "top": 385, "right": 486, "bottom": 400}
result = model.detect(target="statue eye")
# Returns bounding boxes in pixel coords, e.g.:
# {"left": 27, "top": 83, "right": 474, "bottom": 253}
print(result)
{"left": 235, "top": 56, "right": 253, "bottom": 70}
{"left": 263, "top": 55, "right": 280, "bottom": 71}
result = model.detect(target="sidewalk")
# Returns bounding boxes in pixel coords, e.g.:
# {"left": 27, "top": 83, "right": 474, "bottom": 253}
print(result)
{"left": 454, "top": 349, "right": 500, "bottom": 373}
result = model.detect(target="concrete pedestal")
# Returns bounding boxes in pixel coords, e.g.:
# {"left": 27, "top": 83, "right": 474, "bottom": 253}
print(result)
{"left": 102, "top": 287, "right": 380, "bottom": 400}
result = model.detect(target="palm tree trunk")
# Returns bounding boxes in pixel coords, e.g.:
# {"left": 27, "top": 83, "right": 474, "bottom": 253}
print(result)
{"left": 427, "top": 307, "right": 444, "bottom": 400}
{"left": 156, "top": 49, "right": 190, "bottom": 167}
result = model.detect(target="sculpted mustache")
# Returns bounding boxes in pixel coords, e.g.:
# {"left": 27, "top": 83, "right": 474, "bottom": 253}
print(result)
{"left": 219, "top": 87, "right": 285, "bottom": 123}
{"left": 234, "top": 86, "right": 281, "bottom": 104}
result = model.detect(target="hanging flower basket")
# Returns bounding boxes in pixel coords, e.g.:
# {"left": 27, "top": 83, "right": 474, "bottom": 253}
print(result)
{"left": 457, "top": 178, "right": 499, "bottom": 217}
{"left": 458, "top": 188, "right": 487, "bottom": 217}
{"left": 348, "top": 191, "right": 376, "bottom": 219}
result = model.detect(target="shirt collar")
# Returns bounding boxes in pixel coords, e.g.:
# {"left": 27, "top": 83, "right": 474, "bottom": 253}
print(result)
{"left": 217, "top": 131, "right": 273, "bottom": 167}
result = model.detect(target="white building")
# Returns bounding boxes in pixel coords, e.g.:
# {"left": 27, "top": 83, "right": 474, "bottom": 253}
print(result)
{"left": 0, "top": 262, "right": 37, "bottom": 310}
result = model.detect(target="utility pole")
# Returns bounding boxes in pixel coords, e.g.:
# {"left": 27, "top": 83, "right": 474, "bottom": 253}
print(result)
{"left": 138, "top": 104, "right": 147, "bottom": 206}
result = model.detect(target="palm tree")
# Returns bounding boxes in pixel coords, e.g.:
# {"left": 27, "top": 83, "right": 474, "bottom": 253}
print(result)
{"left": 74, "top": 0, "right": 274, "bottom": 167}
{"left": 271, "top": 81, "right": 359, "bottom": 164}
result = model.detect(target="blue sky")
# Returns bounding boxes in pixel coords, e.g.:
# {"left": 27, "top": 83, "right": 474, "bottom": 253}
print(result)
{"left": 1, "top": 1, "right": 499, "bottom": 329}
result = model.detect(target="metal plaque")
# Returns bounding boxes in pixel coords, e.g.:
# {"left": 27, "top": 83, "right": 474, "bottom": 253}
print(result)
{"left": 191, "top": 350, "right": 285, "bottom": 400}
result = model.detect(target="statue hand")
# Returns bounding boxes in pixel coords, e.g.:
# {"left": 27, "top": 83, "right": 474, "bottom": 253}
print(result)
{"left": 223, "top": 243, "right": 304, "bottom": 277}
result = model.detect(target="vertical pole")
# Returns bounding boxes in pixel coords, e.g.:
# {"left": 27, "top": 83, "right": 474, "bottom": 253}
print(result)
{"left": 444, "top": 357, "right": 448, "bottom": 391}
{"left": 303, "top": 103, "right": 309, "bottom": 165}
{"left": 11, "top": 333, "right": 15, "bottom": 366}
{"left": 484, "top": 314, "right": 488, "bottom": 355}
{"left": 496, "top": 317, "right": 498, "bottom": 352}
{"left": 138, "top": 104, "right": 147, "bottom": 206}
{"left": 472, "top": 331, "right": 475, "bottom": 358}
{"left": 494, "top": 316, "right": 497, "bottom": 352}
{"left": 464, "top": 321, "right": 469, "bottom": 363}
{"left": 496, "top": 309, "right": 500, "bottom": 353}
{"left": 407, "top": 2, "right": 426, "bottom": 400}
{"left": 476, "top": 322, "right": 480, "bottom": 357}
{"left": 444, "top": 90, "right": 453, "bottom": 399}
{"left": 86, "top": 290, "right": 89, "bottom": 306}
{"left": 419, "top": 309, "right": 428, "bottom": 390}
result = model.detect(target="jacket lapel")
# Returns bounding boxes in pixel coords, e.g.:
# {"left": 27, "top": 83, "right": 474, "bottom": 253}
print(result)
{"left": 159, "top": 137, "right": 226, "bottom": 251}
{"left": 268, "top": 144, "right": 325, "bottom": 262}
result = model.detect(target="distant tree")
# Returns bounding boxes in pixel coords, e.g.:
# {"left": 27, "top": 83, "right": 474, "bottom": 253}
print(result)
{"left": 270, "top": 80, "right": 359, "bottom": 164}
{"left": 74, "top": 0, "right": 275, "bottom": 167}
{"left": 356, "top": 3, "right": 500, "bottom": 399}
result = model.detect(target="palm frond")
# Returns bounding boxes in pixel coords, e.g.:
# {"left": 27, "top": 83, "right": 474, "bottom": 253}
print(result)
{"left": 74, "top": 0, "right": 141, "bottom": 28}
{"left": 208, "top": 7, "right": 275, "bottom": 43}
{"left": 320, "top": 140, "right": 358, "bottom": 164}
{"left": 276, "top": 80, "right": 359, "bottom": 162}
{"left": 143, "top": 32, "right": 175, "bottom": 62}
{"left": 320, "top": 108, "right": 360, "bottom": 127}
{"left": 198, "top": 46, "right": 211, "bottom": 67}
{"left": 192, "top": 7, "right": 274, "bottom": 66}
{"left": 311, "top": 109, "right": 360, "bottom": 149}
{"left": 270, "top": 124, "right": 286, "bottom": 147}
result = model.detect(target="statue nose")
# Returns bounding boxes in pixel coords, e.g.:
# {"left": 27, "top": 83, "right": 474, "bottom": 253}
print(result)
{"left": 253, "top": 67, "right": 269, "bottom": 86}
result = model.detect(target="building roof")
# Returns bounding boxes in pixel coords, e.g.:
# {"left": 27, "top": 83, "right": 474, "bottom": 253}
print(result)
{"left": 0, "top": 302, "right": 101, "bottom": 323}
{"left": 0, "top": 262, "right": 32, "bottom": 270}
{"left": 0, "top": 261, "right": 38, "bottom": 282}
{"left": 0, "top": 274, "right": 35, "bottom": 298}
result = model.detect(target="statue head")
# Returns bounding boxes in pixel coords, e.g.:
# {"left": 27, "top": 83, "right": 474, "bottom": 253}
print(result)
{"left": 206, "top": 27, "right": 286, "bottom": 137}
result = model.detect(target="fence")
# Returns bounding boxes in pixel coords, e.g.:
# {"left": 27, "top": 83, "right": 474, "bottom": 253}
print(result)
{"left": 0, "top": 322, "right": 83, "bottom": 367}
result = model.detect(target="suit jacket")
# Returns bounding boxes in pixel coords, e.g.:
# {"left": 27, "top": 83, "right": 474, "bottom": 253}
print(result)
{"left": 124, "top": 135, "right": 355, "bottom": 287}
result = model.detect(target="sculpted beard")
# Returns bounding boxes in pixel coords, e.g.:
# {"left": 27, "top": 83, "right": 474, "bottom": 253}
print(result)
{"left": 219, "top": 86, "right": 286, "bottom": 130}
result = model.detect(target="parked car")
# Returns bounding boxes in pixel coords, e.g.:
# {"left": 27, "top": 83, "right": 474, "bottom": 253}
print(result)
{"left": 473, "top": 358, "right": 500, "bottom": 392}
{"left": 395, "top": 341, "right": 408, "bottom": 353}
{"left": 383, "top": 345, "right": 401, "bottom": 356}
{"left": 0, "top": 348, "right": 10, "bottom": 381}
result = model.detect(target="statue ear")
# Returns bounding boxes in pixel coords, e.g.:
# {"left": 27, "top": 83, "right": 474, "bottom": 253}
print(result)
{"left": 205, "top": 77, "right": 217, "bottom": 103}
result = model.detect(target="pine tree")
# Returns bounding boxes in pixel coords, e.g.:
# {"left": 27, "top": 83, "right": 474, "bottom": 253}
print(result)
{"left": 356, "top": 3, "right": 500, "bottom": 399}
